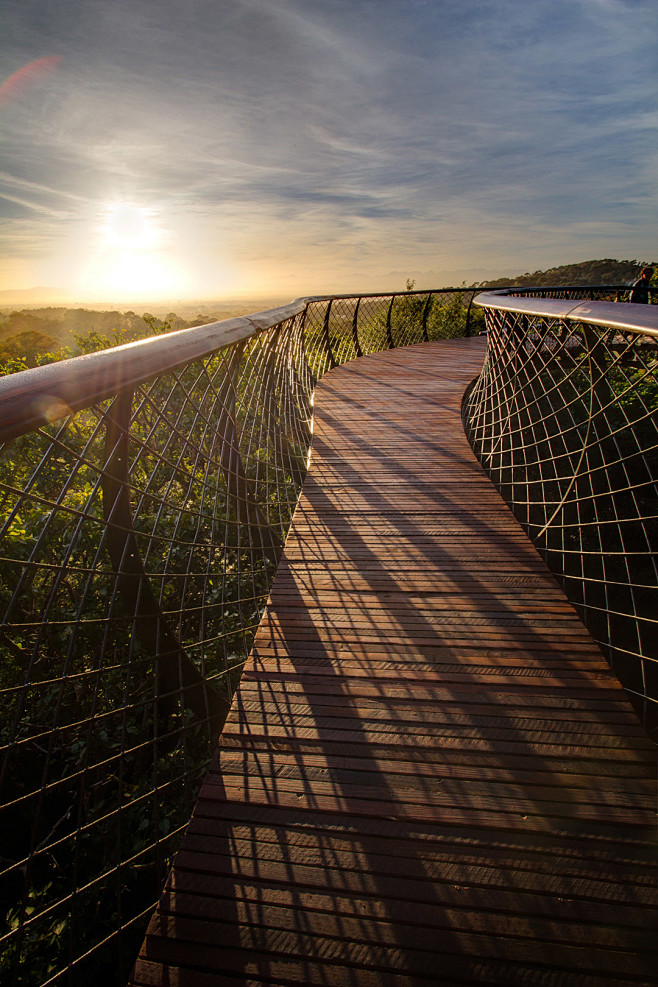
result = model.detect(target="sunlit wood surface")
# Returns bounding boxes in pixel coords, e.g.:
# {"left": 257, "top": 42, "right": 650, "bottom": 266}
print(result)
{"left": 131, "top": 338, "right": 656, "bottom": 987}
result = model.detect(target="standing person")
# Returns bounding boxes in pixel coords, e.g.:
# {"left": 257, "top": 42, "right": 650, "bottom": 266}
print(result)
{"left": 629, "top": 266, "right": 654, "bottom": 303}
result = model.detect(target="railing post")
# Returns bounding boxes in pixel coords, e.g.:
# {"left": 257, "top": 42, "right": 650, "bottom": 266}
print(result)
{"left": 385, "top": 295, "right": 396, "bottom": 349}
{"left": 322, "top": 300, "right": 338, "bottom": 369}
{"left": 286, "top": 309, "right": 315, "bottom": 430}
{"left": 581, "top": 322, "right": 614, "bottom": 420}
{"left": 102, "top": 389, "right": 227, "bottom": 730}
{"left": 299, "top": 304, "right": 318, "bottom": 389}
{"left": 351, "top": 297, "right": 364, "bottom": 357}
{"left": 257, "top": 326, "right": 309, "bottom": 489}
{"left": 421, "top": 293, "right": 432, "bottom": 342}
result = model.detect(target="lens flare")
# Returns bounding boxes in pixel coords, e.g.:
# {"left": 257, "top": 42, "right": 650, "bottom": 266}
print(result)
{"left": 0, "top": 56, "right": 63, "bottom": 108}
{"left": 32, "top": 395, "right": 72, "bottom": 426}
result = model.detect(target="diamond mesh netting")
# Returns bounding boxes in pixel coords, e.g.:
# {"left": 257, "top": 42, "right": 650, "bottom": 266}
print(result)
{"left": 464, "top": 294, "right": 658, "bottom": 737}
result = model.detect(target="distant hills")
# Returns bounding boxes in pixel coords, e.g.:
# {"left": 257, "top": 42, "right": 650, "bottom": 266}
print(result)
{"left": 476, "top": 258, "right": 656, "bottom": 289}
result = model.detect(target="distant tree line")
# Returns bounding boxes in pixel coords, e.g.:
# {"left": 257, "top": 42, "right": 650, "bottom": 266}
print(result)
{"left": 477, "top": 257, "right": 657, "bottom": 290}
{"left": 0, "top": 312, "right": 185, "bottom": 374}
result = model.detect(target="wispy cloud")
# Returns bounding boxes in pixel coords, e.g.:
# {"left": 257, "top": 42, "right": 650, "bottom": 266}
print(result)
{"left": 0, "top": 172, "right": 86, "bottom": 201}
{"left": 0, "top": 191, "right": 72, "bottom": 218}
{"left": 1, "top": 0, "right": 656, "bottom": 296}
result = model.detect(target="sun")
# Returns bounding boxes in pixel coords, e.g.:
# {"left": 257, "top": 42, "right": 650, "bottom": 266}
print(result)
{"left": 78, "top": 202, "right": 188, "bottom": 300}
{"left": 103, "top": 204, "right": 153, "bottom": 249}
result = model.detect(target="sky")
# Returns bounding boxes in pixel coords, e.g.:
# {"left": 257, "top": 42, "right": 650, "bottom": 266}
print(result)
{"left": 1, "top": 0, "right": 656, "bottom": 304}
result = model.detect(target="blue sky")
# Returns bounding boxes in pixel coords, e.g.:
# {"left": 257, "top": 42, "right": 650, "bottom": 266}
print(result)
{"left": 1, "top": 0, "right": 656, "bottom": 301}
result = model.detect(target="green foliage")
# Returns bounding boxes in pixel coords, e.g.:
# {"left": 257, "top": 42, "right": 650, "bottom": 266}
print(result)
{"left": 427, "top": 292, "right": 468, "bottom": 338}
{"left": 0, "top": 312, "right": 178, "bottom": 375}
{"left": 391, "top": 291, "right": 485, "bottom": 342}
{"left": 72, "top": 314, "right": 175, "bottom": 355}
{"left": 0, "top": 330, "right": 63, "bottom": 366}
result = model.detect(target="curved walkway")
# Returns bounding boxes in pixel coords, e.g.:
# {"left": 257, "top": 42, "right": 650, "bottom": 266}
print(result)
{"left": 131, "top": 338, "right": 656, "bottom": 987}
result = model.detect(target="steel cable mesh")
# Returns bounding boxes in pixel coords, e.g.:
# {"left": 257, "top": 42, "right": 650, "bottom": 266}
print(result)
{"left": 464, "top": 307, "right": 658, "bottom": 736}
{"left": 510, "top": 285, "right": 657, "bottom": 305}
{"left": 0, "top": 290, "right": 476, "bottom": 984}
{"left": 302, "top": 290, "right": 480, "bottom": 374}
{"left": 511, "top": 286, "right": 629, "bottom": 302}
{"left": 0, "top": 312, "right": 316, "bottom": 985}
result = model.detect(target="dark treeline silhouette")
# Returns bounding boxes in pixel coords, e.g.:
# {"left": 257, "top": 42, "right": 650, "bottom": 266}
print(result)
{"left": 478, "top": 256, "right": 657, "bottom": 289}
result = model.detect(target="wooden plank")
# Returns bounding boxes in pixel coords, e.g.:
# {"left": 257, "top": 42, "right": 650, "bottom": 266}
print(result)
{"left": 151, "top": 887, "right": 655, "bottom": 955}
{"left": 130, "top": 338, "right": 657, "bottom": 987}
{"left": 140, "top": 912, "right": 656, "bottom": 981}
{"left": 179, "top": 814, "right": 657, "bottom": 873}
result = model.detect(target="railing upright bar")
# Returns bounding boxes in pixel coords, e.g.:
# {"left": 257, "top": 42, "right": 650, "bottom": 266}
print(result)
{"left": 385, "top": 295, "right": 396, "bottom": 349}
{"left": 298, "top": 304, "right": 317, "bottom": 389}
{"left": 321, "top": 300, "right": 338, "bottom": 369}
{"left": 102, "top": 389, "right": 227, "bottom": 728}
{"left": 351, "top": 297, "right": 364, "bottom": 358}
{"left": 421, "top": 293, "right": 432, "bottom": 342}
{"left": 464, "top": 293, "right": 475, "bottom": 338}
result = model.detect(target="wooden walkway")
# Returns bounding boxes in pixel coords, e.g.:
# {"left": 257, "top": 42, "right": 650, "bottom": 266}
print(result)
{"left": 131, "top": 338, "right": 657, "bottom": 987}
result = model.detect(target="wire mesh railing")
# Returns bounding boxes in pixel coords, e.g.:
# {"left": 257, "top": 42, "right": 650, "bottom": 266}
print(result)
{"left": 503, "top": 284, "right": 649, "bottom": 303}
{"left": 302, "top": 287, "right": 482, "bottom": 376}
{"left": 463, "top": 289, "right": 658, "bottom": 738}
{"left": 0, "top": 286, "right": 474, "bottom": 986}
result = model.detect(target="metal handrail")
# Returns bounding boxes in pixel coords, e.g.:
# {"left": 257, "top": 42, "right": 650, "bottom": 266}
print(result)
{"left": 465, "top": 288, "right": 658, "bottom": 738}
{"left": 475, "top": 287, "right": 658, "bottom": 336}
{"left": 500, "top": 283, "right": 657, "bottom": 302}
{"left": 2, "top": 285, "right": 644, "bottom": 446}
{"left": 0, "top": 300, "right": 306, "bottom": 445}
{"left": 0, "top": 290, "right": 481, "bottom": 445}
{"left": 0, "top": 285, "right": 475, "bottom": 987}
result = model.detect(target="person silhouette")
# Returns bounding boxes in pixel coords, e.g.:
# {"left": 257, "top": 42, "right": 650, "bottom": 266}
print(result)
{"left": 629, "top": 266, "right": 654, "bottom": 304}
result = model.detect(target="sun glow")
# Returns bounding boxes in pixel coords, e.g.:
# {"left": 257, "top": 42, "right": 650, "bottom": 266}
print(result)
{"left": 103, "top": 203, "right": 153, "bottom": 249}
{"left": 77, "top": 202, "right": 189, "bottom": 300}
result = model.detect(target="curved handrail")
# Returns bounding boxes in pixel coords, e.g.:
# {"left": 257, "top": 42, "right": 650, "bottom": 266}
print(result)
{"left": 495, "top": 282, "right": 656, "bottom": 303}
{"left": 0, "top": 289, "right": 478, "bottom": 444}
{"left": 464, "top": 288, "right": 658, "bottom": 739}
{"left": 3, "top": 284, "right": 643, "bottom": 446}
{"left": 0, "top": 300, "right": 307, "bottom": 444}
{"left": 475, "top": 287, "right": 658, "bottom": 337}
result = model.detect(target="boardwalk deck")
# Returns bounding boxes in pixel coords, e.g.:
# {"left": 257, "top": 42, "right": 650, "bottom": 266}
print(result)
{"left": 131, "top": 338, "right": 657, "bottom": 987}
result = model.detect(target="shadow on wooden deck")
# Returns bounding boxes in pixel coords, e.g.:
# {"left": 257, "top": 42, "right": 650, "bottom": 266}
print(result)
{"left": 130, "top": 338, "right": 656, "bottom": 987}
